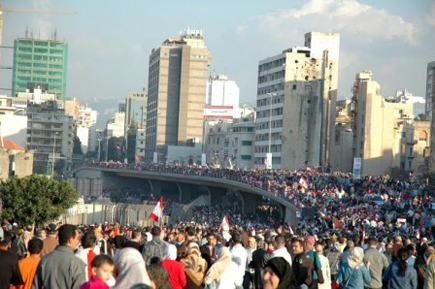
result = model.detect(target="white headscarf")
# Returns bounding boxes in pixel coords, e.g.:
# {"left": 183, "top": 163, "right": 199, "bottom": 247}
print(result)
{"left": 164, "top": 244, "right": 177, "bottom": 261}
{"left": 348, "top": 247, "right": 364, "bottom": 269}
{"left": 114, "top": 248, "right": 151, "bottom": 288}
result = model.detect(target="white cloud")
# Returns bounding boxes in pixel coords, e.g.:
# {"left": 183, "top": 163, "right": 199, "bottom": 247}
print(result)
{"left": 239, "top": 0, "right": 417, "bottom": 45}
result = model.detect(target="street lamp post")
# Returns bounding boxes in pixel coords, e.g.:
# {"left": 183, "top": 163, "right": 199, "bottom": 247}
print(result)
{"left": 51, "top": 132, "right": 59, "bottom": 178}
{"left": 97, "top": 138, "right": 101, "bottom": 161}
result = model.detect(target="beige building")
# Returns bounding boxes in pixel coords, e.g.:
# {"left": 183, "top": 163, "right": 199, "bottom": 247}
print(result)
{"left": 412, "top": 120, "right": 430, "bottom": 172}
{"left": 331, "top": 99, "right": 354, "bottom": 173}
{"left": 351, "top": 71, "right": 416, "bottom": 175}
{"left": 145, "top": 29, "right": 211, "bottom": 162}
{"left": 256, "top": 32, "right": 340, "bottom": 170}
{"left": 0, "top": 139, "right": 34, "bottom": 181}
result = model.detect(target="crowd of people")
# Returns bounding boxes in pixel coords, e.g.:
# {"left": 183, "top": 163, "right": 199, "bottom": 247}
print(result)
{"left": 2, "top": 220, "right": 435, "bottom": 288}
{"left": 1, "top": 162, "right": 435, "bottom": 288}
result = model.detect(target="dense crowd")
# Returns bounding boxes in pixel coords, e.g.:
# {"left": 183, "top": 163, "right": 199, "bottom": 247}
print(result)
{"left": 2, "top": 220, "right": 435, "bottom": 289}
{"left": 1, "top": 162, "right": 434, "bottom": 288}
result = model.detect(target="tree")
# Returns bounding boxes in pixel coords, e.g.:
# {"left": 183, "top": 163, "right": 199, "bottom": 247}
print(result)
{"left": 73, "top": 136, "right": 83, "bottom": 155}
{"left": 0, "top": 175, "right": 79, "bottom": 226}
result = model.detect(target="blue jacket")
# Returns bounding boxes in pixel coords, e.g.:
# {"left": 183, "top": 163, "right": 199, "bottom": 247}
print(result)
{"left": 383, "top": 262, "right": 417, "bottom": 289}
{"left": 338, "top": 262, "right": 371, "bottom": 289}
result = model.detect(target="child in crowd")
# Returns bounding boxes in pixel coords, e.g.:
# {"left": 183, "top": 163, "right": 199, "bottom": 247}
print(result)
{"left": 80, "top": 255, "right": 114, "bottom": 289}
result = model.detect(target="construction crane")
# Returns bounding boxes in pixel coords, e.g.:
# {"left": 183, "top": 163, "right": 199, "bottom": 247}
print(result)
{"left": 0, "top": 1, "right": 77, "bottom": 47}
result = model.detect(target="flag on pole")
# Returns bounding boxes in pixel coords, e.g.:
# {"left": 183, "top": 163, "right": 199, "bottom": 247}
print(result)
{"left": 149, "top": 197, "right": 164, "bottom": 222}
{"left": 299, "top": 176, "right": 309, "bottom": 190}
{"left": 221, "top": 216, "right": 230, "bottom": 232}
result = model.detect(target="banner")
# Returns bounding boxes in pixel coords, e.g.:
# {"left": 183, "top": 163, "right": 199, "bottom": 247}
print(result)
{"left": 266, "top": 153, "right": 272, "bottom": 169}
{"left": 353, "top": 157, "right": 362, "bottom": 179}
{"left": 153, "top": 152, "right": 158, "bottom": 163}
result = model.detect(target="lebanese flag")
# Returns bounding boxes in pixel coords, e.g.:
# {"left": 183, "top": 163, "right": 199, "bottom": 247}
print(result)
{"left": 299, "top": 176, "right": 309, "bottom": 190}
{"left": 149, "top": 197, "right": 164, "bottom": 222}
{"left": 221, "top": 216, "right": 230, "bottom": 232}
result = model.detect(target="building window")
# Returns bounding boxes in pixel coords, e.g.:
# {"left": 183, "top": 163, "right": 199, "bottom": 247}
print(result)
{"left": 293, "top": 84, "right": 297, "bottom": 90}
{"left": 242, "top": 140, "right": 252, "bottom": 146}
{"left": 419, "top": 131, "right": 428, "bottom": 141}
{"left": 241, "top": 155, "right": 252, "bottom": 160}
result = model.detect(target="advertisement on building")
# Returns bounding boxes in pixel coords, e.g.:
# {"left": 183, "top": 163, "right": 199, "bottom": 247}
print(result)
{"left": 203, "top": 105, "right": 233, "bottom": 120}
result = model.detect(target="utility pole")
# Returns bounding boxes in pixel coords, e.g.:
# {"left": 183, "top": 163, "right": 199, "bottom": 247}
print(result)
{"left": 51, "top": 132, "right": 58, "bottom": 178}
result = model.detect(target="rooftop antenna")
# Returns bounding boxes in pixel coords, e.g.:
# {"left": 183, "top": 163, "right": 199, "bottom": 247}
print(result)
{"left": 25, "top": 27, "right": 28, "bottom": 38}
{"left": 38, "top": 28, "right": 40, "bottom": 39}
{"left": 54, "top": 29, "right": 57, "bottom": 41}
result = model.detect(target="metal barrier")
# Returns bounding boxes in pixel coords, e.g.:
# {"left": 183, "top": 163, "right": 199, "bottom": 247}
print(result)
{"left": 61, "top": 203, "right": 168, "bottom": 226}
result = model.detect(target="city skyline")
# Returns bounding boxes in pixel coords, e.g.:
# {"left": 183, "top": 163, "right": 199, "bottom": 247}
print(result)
{"left": 0, "top": 0, "right": 434, "bottom": 105}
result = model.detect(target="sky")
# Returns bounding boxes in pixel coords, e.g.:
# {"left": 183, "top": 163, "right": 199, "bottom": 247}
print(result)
{"left": 1, "top": 0, "right": 434, "bottom": 106}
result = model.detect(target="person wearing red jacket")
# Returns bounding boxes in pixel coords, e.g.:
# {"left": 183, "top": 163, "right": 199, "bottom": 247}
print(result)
{"left": 160, "top": 244, "right": 187, "bottom": 289}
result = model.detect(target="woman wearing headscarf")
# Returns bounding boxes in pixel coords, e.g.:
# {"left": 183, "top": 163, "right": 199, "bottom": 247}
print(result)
{"left": 204, "top": 245, "right": 240, "bottom": 289}
{"left": 113, "top": 247, "right": 151, "bottom": 289}
{"left": 384, "top": 248, "right": 417, "bottom": 289}
{"left": 263, "top": 257, "right": 296, "bottom": 289}
{"left": 180, "top": 242, "right": 208, "bottom": 289}
{"left": 160, "top": 244, "right": 187, "bottom": 289}
{"left": 337, "top": 247, "right": 371, "bottom": 289}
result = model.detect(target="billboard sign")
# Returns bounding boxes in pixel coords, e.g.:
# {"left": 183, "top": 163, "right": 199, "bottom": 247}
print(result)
{"left": 353, "top": 157, "right": 362, "bottom": 179}
{"left": 203, "top": 105, "right": 233, "bottom": 120}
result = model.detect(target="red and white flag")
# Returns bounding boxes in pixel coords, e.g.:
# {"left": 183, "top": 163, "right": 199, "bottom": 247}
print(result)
{"left": 221, "top": 216, "right": 230, "bottom": 232}
{"left": 149, "top": 197, "right": 164, "bottom": 222}
{"left": 299, "top": 177, "right": 309, "bottom": 190}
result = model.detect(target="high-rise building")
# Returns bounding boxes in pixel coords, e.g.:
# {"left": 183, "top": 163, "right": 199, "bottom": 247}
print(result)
{"left": 255, "top": 32, "right": 340, "bottom": 170}
{"left": 12, "top": 37, "right": 68, "bottom": 101}
{"left": 145, "top": 29, "right": 211, "bottom": 162}
{"left": 26, "top": 101, "right": 75, "bottom": 173}
{"left": 425, "top": 61, "right": 435, "bottom": 118}
{"left": 206, "top": 73, "right": 241, "bottom": 117}
{"left": 125, "top": 89, "right": 147, "bottom": 128}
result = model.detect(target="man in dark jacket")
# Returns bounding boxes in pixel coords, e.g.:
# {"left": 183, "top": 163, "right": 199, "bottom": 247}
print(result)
{"left": 292, "top": 239, "right": 313, "bottom": 288}
{"left": 0, "top": 231, "right": 23, "bottom": 288}
{"left": 200, "top": 232, "right": 216, "bottom": 268}
{"left": 252, "top": 239, "right": 271, "bottom": 289}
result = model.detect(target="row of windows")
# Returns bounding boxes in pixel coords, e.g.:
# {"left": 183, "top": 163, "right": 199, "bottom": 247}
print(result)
{"left": 257, "top": 83, "right": 284, "bottom": 96}
{"left": 258, "top": 58, "right": 285, "bottom": 73}
{"left": 258, "top": 70, "right": 285, "bottom": 84}
{"left": 257, "top": 95, "right": 283, "bottom": 107}
{"left": 254, "top": 145, "right": 282, "bottom": 153}
{"left": 256, "top": 120, "right": 283, "bottom": 130}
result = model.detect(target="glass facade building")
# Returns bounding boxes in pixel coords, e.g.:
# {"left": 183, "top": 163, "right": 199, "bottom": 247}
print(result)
{"left": 12, "top": 38, "right": 68, "bottom": 101}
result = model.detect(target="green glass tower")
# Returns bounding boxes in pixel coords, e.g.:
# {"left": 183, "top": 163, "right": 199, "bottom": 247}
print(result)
{"left": 12, "top": 38, "right": 68, "bottom": 101}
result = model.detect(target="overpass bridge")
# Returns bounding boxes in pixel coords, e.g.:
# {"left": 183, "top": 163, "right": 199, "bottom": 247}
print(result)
{"left": 73, "top": 167, "right": 299, "bottom": 225}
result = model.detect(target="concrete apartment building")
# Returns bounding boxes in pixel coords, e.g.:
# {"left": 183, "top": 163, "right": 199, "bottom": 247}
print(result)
{"left": 206, "top": 106, "right": 256, "bottom": 168}
{"left": 26, "top": 101, "right": 75, "bottom": 173}
{"left": 12, "top": 36, "right": 68, "bottom": 101}
{"left": 255, "top": 32, "right": 340, "bottom": 170}
{"left": 425, "top": 61, "right": 435, "bottom": 119}
{"left": 76, "top": 106, "right": 98, "bottom": 154}
{"left": 145, "top": 29, "right": 211, "bottom": 162}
